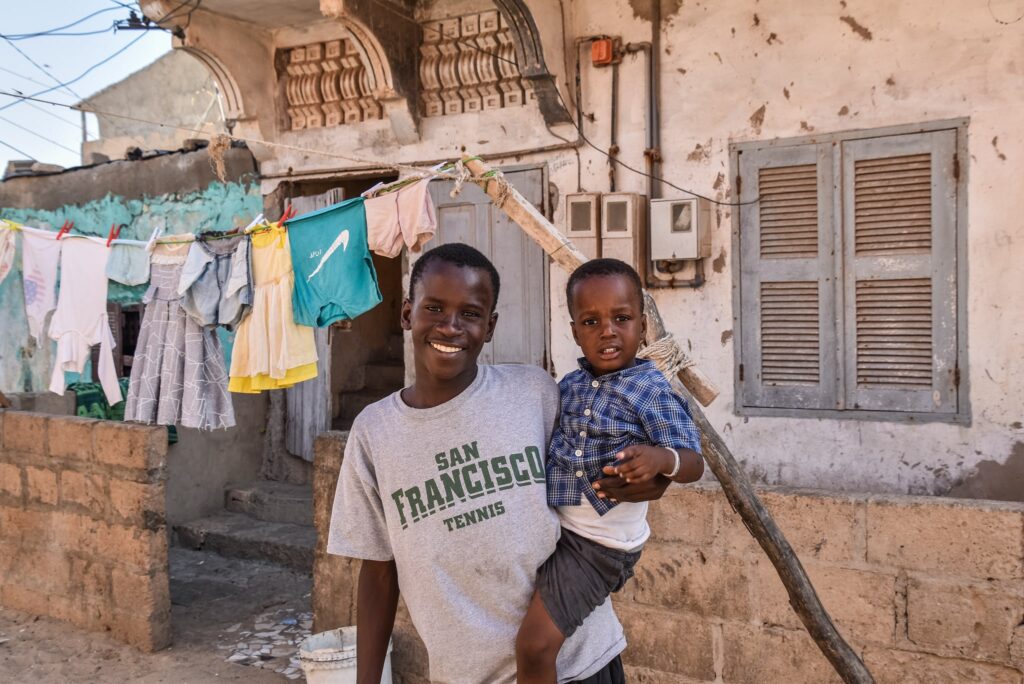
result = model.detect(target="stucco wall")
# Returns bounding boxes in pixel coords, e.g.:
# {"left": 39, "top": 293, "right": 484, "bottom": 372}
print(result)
{"left": 173, "top": 0, "right": 1023, "bottom": 496}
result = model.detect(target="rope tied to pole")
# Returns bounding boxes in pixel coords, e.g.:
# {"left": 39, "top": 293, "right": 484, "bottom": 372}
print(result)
{"left": 638, "top": 331, "right": 696, "bottom": 379}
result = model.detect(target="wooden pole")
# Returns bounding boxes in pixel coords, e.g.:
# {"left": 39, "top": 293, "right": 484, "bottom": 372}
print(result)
{"left": 462, "top": 154, "right": 875, "bottom": 684}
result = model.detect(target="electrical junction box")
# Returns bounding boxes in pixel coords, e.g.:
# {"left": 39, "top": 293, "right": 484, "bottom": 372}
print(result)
{"left": 565, "top": 193, "right": 601, "bottom": 259}
{"left": 601, "top": 192, "right": 647, "bottom": 277}
{"left": 649, "top": 196, "right": 711, "bottom": 261}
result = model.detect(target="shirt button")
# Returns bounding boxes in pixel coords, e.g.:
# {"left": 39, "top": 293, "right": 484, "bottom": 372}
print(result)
{"left": 579, "top": 431, "right": 586, "bottom": 438}
{"left": 575, "top": 470, "right": 584, "bottom": 477}
{"left": 591, "top": 380, "right": 599, "bottom": 388}
{"left": 584, "top": 409, "right": 592, "bottom": 416}
{"left": 575, "top": 449, "right": 583, "bottom": 457}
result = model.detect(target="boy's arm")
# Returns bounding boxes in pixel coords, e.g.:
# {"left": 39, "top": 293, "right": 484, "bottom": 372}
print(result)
{"left": 357, "top": 559, "right": 400, "bottom": 684}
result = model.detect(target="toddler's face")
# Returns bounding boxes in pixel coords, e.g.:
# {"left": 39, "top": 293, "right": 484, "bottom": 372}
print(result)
{"left": 569, "top": 274, "right": 645, "bottom": 376}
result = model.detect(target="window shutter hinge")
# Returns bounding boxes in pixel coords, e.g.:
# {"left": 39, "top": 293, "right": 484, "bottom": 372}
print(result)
{"left": 953, "top": 365, "right": 960, "bottom": 388}
{"left": 953, "top": 153, "right": 960, "bottom": 181}
{"left": 735, "top": 175, "right": 742, "bottom": 196}
{"left": 739, "top": 363, "right": 745, "bottom": 382}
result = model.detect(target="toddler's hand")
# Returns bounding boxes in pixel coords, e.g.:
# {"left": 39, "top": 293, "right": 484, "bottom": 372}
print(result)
{"left": 612, "top": 445, "right": 676, "bottom": 483}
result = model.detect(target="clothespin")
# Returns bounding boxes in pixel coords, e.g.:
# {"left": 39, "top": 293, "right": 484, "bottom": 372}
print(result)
{"left": 361, "top": 181, "right": 387, "bottom": 198}
{"left": 145, "top": 224, "right": 164, "bottom": 252}
{"left": 242, "top": 213, "right": 265, "bottom": 232}
{"left": 105, "top": 223, "right": 124, "bottom": 247}
{"left": 280, "top": 203, "right": 296, "bottom": 224}
{"left": 55, "top": 220, "right": 73, "bottom": 240}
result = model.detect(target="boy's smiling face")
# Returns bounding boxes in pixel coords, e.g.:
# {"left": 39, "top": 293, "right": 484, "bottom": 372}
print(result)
{"left": 569, "top": 274, "right": 646, "bottom": 376}
{"left": 401, "top": 260, "right": 498, "bottom": 389}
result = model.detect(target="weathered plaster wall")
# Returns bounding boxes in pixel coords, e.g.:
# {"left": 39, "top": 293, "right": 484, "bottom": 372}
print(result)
{"left": 537, "top": 0, "right": 1024, "bottom": 497}
{"left": 80, "top": 50, "right": 226, "bottom": 163}
{"left": 177, "top": 0, "right": 1022, "bottom": 496}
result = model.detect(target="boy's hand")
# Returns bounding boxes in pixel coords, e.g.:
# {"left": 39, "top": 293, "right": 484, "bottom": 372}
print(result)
{"left": 611, "top": 445, "right": 676, "bottom": 483}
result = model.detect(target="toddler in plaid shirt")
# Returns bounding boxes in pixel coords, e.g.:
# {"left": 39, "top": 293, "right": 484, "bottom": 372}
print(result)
{"left": 516, "top": 258, "right": 704, "bottom": 684}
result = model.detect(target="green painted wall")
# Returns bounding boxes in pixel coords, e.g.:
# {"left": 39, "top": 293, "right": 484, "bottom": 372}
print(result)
{"left": 0, "top": 181, "right": 262, "bottom": 395}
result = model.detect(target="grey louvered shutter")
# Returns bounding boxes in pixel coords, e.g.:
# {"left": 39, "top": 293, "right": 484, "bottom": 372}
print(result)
{"left": 738, "top": 143, "right": 839, "bottom": 410}
{"left": 840, "top": 130, "right": 958, "bottom": 413}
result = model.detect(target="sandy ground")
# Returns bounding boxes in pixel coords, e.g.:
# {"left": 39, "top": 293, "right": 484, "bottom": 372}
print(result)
{"left": 0, "top": 548, "right": 313, "bottom": 683}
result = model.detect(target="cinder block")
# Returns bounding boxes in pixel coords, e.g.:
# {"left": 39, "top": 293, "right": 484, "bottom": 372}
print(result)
{"left": 49, "top": 416, "right": 97, "bottom": 461}
{"left": 646, "top": 485, "right": 717, "bottom": 546}
{"left": 0, "top": 507, "right": 54, "bottom": 545}
{"left": 0, "top": 462, "right": 23, "bottom": 499}
{"left": 108, "top": 479, "right": 163, "bottom": 527}
{"left": 0, "top": 581, "right": 51, "bottom": 616}
{"left": 863, "top": 647, "right": 1024, "bottom": 684}
{"left": 752, "top": 558, "right": 897, "bottom": 647}
{"left": 615, "top": 603, "right": 716, "bottom": 680}
{"left": 25, "top": 466, "right": 58, "bottom": 505}
{"left": 3, "top": 412, "right": 48, "bottom": 457}
{"left": 625, "top": 543, "right": 752, "bottom": 621}
{"left": 106, "top": 608, "right": 171, "bottom": 652}
{"left": 1011, "top": 624, "right": 1024, "bottom": 669}
{"left": 111, "top": 567, "right": 170, "bottom": 616}
{"left": 93, "top": 422, "right": 166, "bottom": 474}
{"left": 69, "top": 556, "right": 112, "bottom": 599}
{"left": 623, "top": 664, "right": 711, "bottom": 684}
{"left": 94, "top": 523, "right": 167, "bottom": 570}
{"left": 60, "top": 469, "right": 108, "bottom": 517}
{"left": 719, "top": 489, "right": 864, "bottom": 563}
{"left": 312, "top": 551, "right": 360, "bottom": 632}
{"left": 906, "top": 576, "right": 1023, "bottom": 661}
{"left": 866, "top": 497, "right": 1024, "bottom": 580}
{"left": 721, "top": 621, "right": 841, "bottom": 684}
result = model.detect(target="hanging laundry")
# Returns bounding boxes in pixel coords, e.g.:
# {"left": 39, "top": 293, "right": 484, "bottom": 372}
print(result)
{"left": 229, "top": 224, "right": 317, "bottom": 393}
{"left": 106, "top": 242, "right": 151, "bottom": 286}
{"left": 177, "top": 235, "right": 252, "bottom": 330}
{"left": 124, "top": 237, "right": 236, "bottom": 430}
{"left": 286, "top": 197, "right": 382, "bottom": 327}
{"left": 364, "top": 177, "right": 437, "bottom": 258}
{"left": 48, "top": 238, "right": 122, "bottom": 406}
{"left": 0, "top": 224, "right": 16, "bottom": 285}
{"left": 20, "top": 226, "right": 63, "bottom": 342}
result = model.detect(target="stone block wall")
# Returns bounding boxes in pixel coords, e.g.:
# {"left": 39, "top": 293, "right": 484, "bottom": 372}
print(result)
{"left": 312, "top": 434, "right": 1024, "bottom": 683}
{"left": 0, "top": 409, "right": 171, "bottom": 651}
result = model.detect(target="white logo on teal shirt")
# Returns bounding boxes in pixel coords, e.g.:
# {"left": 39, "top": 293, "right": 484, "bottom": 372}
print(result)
{"left": 307, "top": 229, "right": 350, "bottom": 282}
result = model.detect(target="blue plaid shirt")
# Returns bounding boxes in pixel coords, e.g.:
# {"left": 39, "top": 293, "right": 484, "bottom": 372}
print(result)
{"left": 547, "top": 358, "right": 702, "bottom": 515}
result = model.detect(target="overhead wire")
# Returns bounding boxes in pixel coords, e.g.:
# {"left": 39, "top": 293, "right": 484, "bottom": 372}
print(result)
{"left": 1, "top": 36, "right": 85, "bottom": 101}
{"left": 0, "top": 7, "right": 121, "bottom": 41}
{"left": 0, "top": 139, "right": 36, "bottom": 160}
{"left": 0, "top": 115, "right": 79, "bottom": 154}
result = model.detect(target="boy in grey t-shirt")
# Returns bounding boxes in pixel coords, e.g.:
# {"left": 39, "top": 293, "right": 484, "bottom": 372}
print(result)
{"left": 328, "top": 244, "right": 680, "bottom": 682}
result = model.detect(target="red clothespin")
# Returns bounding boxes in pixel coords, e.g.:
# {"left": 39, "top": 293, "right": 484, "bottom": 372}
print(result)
{"left": 281, "top": 203, "right": 295, "bottom": 224}
{"left": 106, "top": 222, "right": 124, "bottom": 247}
{"left": 55, "top": 220, "right": 73, "bottom": 240}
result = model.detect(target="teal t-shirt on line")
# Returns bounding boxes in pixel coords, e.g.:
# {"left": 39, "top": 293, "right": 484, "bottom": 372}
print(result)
{"left": 286, "top": 197, "right": 383, "bottom": 327}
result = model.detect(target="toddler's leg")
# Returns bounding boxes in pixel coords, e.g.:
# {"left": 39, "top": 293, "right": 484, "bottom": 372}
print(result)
{"left": 515, "top": 590, "right": 564, "bottom": 684}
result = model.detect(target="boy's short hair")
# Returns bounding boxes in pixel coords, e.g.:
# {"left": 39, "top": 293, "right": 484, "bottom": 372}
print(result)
{"left": 565, "top": 258, "right": 645, "bottom": 315}
{"left": 409, "top": 243, "right": 501, "bottom": 311}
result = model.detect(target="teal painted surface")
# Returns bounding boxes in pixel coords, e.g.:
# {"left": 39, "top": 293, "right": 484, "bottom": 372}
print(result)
{"left": 0, "top": 181, "right": 261, "bottom": 394}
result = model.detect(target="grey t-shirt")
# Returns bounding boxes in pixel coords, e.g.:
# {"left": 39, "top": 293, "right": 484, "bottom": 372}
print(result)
{"left": 327, "top": 364, "right": 625, "bottom": 684}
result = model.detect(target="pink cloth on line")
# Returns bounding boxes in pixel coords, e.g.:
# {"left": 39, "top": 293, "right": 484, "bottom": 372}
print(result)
{"left": 364, "top": 177, "right": 437, "bottom": 258}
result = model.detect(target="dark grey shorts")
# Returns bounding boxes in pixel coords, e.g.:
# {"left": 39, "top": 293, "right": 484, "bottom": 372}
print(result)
{"left": 536, "top": 528, "right": 642, "bottom": 639}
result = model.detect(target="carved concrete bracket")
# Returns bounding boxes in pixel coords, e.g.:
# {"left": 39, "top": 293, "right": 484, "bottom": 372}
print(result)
{"left": 320, "top": 0, "right": 420, "bottom": 144}
{"left": 492, "top": 0, "right": 572, "bottom": 125}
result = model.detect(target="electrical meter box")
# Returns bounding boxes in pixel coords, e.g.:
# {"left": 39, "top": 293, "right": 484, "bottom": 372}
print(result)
{"left": 601, "top": 192, "right": 647, "bottom": 276}
{"left": 649, "top": 197, "right": 711, "bottom": 261}
{"left": 565, "top": 193, "right": 601, "bottom": 259}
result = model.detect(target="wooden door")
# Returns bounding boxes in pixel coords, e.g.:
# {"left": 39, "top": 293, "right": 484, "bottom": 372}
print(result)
{"left": 428, "top": 168, "right": 548, "bottom": 368}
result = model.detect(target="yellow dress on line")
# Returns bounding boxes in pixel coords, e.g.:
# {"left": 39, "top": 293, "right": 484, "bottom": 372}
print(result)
{"left": 228, "top": 225, "right": 318, "bottom": 393}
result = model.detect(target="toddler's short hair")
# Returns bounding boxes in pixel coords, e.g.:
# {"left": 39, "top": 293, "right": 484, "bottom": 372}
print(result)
{"left": 565, "top": 258, "right": 645, "bottom": 315}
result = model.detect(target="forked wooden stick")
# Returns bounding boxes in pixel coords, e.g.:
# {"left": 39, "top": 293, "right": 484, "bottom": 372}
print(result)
{"left": 463, "top": 154, "right": 874, "bottom": 684}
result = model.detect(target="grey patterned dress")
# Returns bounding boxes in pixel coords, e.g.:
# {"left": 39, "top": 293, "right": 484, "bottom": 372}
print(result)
{"left": 124, "top": 240, "right": 235, "bottom": 430}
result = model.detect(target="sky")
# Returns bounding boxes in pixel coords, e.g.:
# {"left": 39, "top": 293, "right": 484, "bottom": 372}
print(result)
{"left": 0, "top": 0, "right": 172, "bottom": 171}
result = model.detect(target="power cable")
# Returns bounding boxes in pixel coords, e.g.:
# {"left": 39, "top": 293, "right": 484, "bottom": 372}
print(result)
{"left": 1, "top": 36, "right": 84, "bottom": 101}
{"left": 0, "top": 66, "right": 52, "bottom": 90}
{"left": 1, "top": 7, "right": 121, "bottom": 40}
{"left": 0, "top": 115, "right": 79, "bottom": 154}
{"left": 21, "top": 99, "right": 95, "bottom": 140}
{"left": 0, "top": 138, "right": 36, "bottom": 161}
{"left": 0, "top": 32, "right": 148, "bottom": 115}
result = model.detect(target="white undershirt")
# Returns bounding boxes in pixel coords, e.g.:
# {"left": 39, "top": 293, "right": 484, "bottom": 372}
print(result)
{"left": 557, "top": 499, "right": 650, "bottom": 551}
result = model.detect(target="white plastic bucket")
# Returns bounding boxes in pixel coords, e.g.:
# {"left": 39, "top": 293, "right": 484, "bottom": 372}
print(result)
{"left": 298, "top": 626, "right": 393, "bottom": 684}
